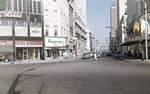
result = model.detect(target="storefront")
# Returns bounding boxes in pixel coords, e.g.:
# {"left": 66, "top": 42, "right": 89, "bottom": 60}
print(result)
{"left": 0, "top": 40, "right": 42, "bottom": 61}
{"left": 45, "top": 37, "right": 68, "bottom": 58}
{"left": 15, "top": 40, "right": 42, "bottom": 60}
{"left": 16, "top": 47, "right": 41, "bottom": 60}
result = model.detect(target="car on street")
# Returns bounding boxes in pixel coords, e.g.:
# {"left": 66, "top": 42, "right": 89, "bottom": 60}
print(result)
{"left": 82, "top": 53, "right": 91, "bottom": 59}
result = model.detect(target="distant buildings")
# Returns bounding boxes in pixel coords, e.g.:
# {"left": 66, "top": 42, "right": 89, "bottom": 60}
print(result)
{"left": 110, "top": 4, "right": 118, "bottom": 53}
{"left": 112, "top": 0, "right": 150, "bottom": 58}
{"left": 86, "top": 30, "right": 97, "bottom": 52}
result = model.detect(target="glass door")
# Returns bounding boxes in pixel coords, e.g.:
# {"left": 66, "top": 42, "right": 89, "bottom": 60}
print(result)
{"left": 23, "top": 48, "right": 28, "bottom": 60}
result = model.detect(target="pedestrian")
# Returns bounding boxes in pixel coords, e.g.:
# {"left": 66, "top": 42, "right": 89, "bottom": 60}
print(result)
{"left": 94, "top": 53, "right": 97, "bottom": 61}
{"left": 141, "top": 51, "right": 144, "bottom": 61}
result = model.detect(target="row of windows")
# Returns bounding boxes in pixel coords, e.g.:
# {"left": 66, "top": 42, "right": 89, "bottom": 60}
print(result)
{"left": 45, "top": 26, "right": 70, "bottom": 37}
{"left": 0, "top": 20, "right": 41, "bottom": 27}
{"left": 6, "top": 0, "right": 41, "bottom": 14}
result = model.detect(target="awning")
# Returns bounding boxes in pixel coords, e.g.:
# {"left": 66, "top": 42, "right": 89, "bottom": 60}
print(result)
{"left": 120, "top": 36, "right": 150, "bottom": 46}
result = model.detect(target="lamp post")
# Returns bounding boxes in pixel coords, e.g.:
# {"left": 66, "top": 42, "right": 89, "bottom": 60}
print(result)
{"left": 137, "top": 0, "right": 148, "bottom": 61}
{"left": 41, "top": 0, "right": 45, "bottom": 60}
{"left": 143, "top": 0, "right": 148, "bottom": 61}
{"left": 12, "top": 15, "right": 16, "bottom": 62}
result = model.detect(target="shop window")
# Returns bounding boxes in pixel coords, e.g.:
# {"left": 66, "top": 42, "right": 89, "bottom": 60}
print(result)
{"left": 46, "top": 30, "right": 49, "bottom": 36}
{"left": 54, "top": 29, "right": 57, "bottom": 36}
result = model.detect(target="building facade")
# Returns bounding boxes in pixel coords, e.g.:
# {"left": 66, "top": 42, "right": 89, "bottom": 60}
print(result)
{"left": 110, "top": 5, "right": 118, "bottom": 53}
{"left": 43, "top": 0, "right": 70, "bottom": 58}
{"left": 117, "top": 0, "right": 127, "bottom": 53}
{"left": 86, "top": 30, "right": 97, "bottom": 52}
{"left": 120, "top": 0, "right": 150, "bottom": 58}
{"left": 0, "top": 0, "right": 43, "bottom": 61}
{"left": 68, "top": 0, "right": 87, "bottom": 56}
{"left": 43, "top": 0, "right": 87, "bottom": 58}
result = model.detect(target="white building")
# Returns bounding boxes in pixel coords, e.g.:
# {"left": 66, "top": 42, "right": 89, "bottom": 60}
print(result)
{"left": 86, "top": 29, "right": 91, "bottom": 52}
{"left": 110, "top": 5, "right": 118, "bottom": 52}
{"left": 69, "top": 0, "right": 87, "bottom": 56}
{"left": 43, "top": 0, "right": 70, "bottom": 58}
{"left": 43, "top": 0, "right": 87, "bottom": 58}
{"left": 117, "top": 0, "right": 127, "bottom": 53}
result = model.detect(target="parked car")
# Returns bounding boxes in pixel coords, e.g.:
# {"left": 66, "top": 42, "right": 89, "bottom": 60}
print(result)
{"left": 92, "top": 52, "right": 101, "bottom": 58}
{"left": 82, "top": 53, "right": 91, "bottom": 59}
{"left": 96, "top": 52, "right": 102, "bottom": 58}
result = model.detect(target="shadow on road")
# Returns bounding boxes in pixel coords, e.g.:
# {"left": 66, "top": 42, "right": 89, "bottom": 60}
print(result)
{"left": 106, "top": 55, "right": 140, "bottom": 61}
{"left": 7, "top": 68, "right": 45, "bottom": 94}
{"left": 37, "top": 81, "right": 45, "bottom": 94}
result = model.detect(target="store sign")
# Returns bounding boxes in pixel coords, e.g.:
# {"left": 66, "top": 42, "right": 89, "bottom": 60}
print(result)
{"left": 15, "top": 40, "right": 42, "bottom": 46}
{"left": 30, "top": 27, "right": 42, "bottom": 37}
{"left": 0, "top": 11, "right": 22, "bottom": 18}
{"left": 45, "top": 37, "right": 66, "bottom": 47}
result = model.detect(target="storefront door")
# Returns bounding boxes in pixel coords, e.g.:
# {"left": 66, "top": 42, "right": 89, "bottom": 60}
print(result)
{"left": 23, "top": 48, "right": 28, "bottom": 60}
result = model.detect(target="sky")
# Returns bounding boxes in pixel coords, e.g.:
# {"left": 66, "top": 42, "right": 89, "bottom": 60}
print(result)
{"left": 87, "top": 0, "right": 116, "bottom": 49}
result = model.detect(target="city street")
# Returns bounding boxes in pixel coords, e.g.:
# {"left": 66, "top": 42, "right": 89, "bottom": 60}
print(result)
{"left": 0, "top": 58, "right": 150, "bottom": 94}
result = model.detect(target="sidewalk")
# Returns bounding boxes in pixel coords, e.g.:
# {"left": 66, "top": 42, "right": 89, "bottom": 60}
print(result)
{"left": 116, "top": 55, "right": 150, "bottom": 64}
{"left": 0, "top": 56, "right": 82, "bottom": 65}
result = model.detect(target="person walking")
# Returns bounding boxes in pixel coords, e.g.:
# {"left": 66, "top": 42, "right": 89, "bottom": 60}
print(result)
{"left": 94, "top": 53, "right": 97, "bottom": 61}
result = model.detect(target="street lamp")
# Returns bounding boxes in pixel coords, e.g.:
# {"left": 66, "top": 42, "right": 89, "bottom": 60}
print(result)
{"left": 143, "top": 0, "right": 148, "bottom": 61}
{"left": 41, "top": 0, "right": 45, "bottom": 60}
{"left": 136, "top": 0, "right": 148, "bottom": 61}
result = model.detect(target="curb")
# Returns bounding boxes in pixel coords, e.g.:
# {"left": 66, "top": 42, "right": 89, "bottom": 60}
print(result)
{"left": 123, "top": 59, "right": 150, "bottom": 64}
{"left": 0, "top": 57, "right": 81, "bottom": 65}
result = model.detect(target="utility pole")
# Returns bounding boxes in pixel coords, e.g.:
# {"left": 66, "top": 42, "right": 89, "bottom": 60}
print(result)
{"left": 12, "top": 17, "right": 16, "bottom": 61}
{"left": 41, "top": 0, "right": 45, "bottom": 60}
{"left": 144, "top": 0, "right": 148, "bottom": 61}
{"left": 27, "top": 0, "right": 31, "bottom": 60}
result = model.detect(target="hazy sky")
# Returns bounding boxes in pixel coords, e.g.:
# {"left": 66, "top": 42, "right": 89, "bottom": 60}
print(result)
{"left": 87, "top": 0, "right": 116, "bottom": 48}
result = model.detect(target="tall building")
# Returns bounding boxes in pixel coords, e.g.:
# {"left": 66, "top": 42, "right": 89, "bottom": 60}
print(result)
{"left": 69, "top": 0, "right": 87, "bottom": 56}
{"left": 110, "top": 5, "right": 118, "bottom": 52}
{"left": 69, "top": 0, "right": 88, "bottom": 56}
{"left": 43, "top": 0, "right": 70, "bottom": 58}
{"left": 127, "top": 0, "right": 141, "bottom": 24}
{"left": 117, "top": 0, "right": 127, "bottom": 53}
{"left": 0, "top": 0, "right": 43, "bottom": 61}
{"left": 43, "top": 0, "right": 87, "bottom": 58}
{"left": 120, "top": 0, "right": 150, "bottom": 57}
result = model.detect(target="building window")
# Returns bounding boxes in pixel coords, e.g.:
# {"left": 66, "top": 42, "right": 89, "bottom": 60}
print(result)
{"left": 13, "top": 0, "right": 17, "bottom": 12}
{"left": 53, "top": 0, "right": 56, "bottom": 2}
{"left": 54, "top": 29, "right": 57, "bottom": 36}
{"left": 23, "top": 0, "right": 27, "bottom": 12}
{"left": 45, "top": 9, "right": 48, "bottom": 11}
{"left": 38, "top": 1, "right": 41, "bottom": 14}
{"left": 18, "top": 0, "right": 22, "bottom": 12}
{"left": 53, "top": 10, "right": 57, "bottom": 12}
{"left": 45, "top": 30, "right": 49, "bottom": 36}
{"left": 30, "top": 0, "right": 32, "bottom": 13}
{"left": 33, "top": 1, "right": 37, "bottom": 13}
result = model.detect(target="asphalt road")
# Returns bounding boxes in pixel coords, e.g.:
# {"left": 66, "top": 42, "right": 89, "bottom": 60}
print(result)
{"left": 1, "top": 58, "right": 150, "bottom": 94}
